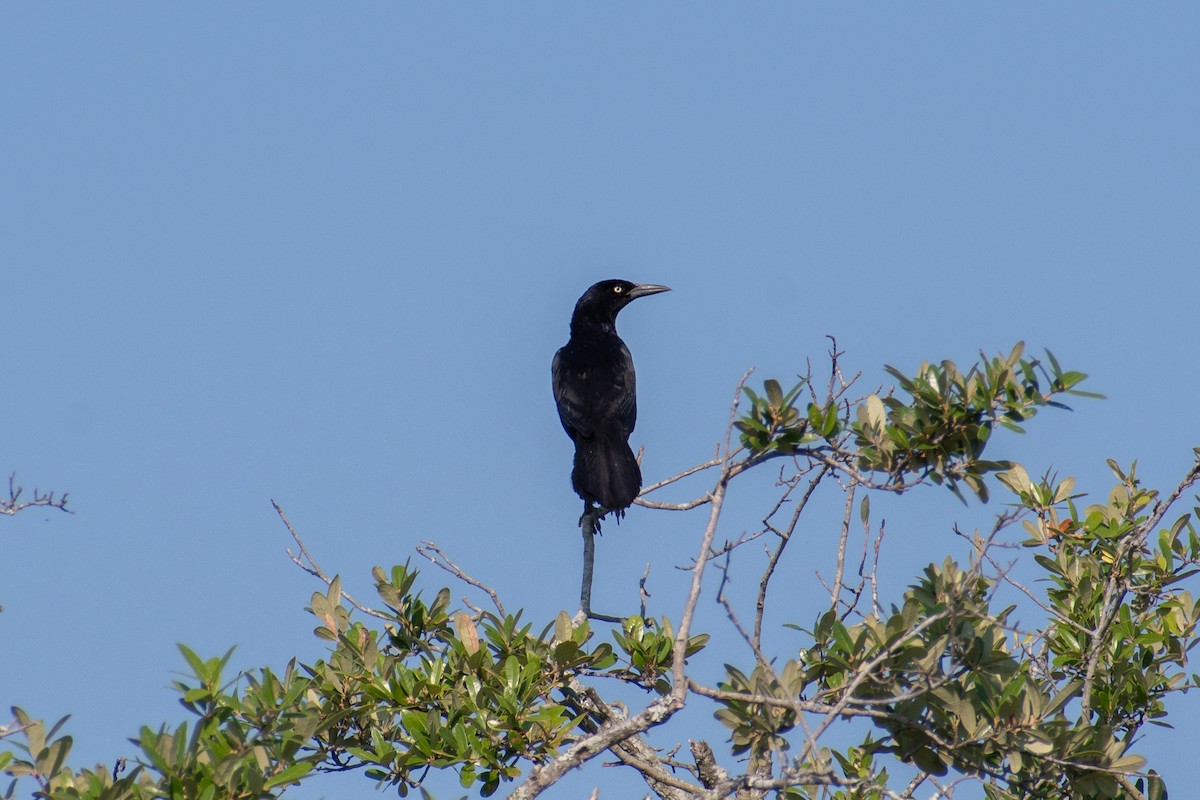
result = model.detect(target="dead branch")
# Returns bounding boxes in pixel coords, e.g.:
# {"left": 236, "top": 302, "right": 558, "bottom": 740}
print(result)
{"left": 415, "top": 540, "right": 506, "bottom": 617}
{"left": 752, "top": 464, "right": 830, "bottom": 645}
{"left": 1, "top": 473, "right": 71, "bottom": 516}
{"left": 271, "top": 499, "right": 388, "bottom": 620}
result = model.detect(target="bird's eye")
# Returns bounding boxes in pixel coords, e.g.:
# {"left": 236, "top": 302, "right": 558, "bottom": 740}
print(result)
{"left": 613, "top": 285, "right": 624, "bottom": 293}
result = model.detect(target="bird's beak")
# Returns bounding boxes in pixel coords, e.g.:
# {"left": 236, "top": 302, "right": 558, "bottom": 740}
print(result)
{"left": 628, "top": 284, "right": 671, "bottom": 299}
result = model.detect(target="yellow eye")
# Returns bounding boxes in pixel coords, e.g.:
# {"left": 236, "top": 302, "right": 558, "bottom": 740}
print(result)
{"left": 613, "top": 285, "right": 623, "bottom": 293}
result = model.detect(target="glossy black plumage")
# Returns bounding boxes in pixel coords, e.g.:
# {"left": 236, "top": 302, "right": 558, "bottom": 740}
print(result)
{"left": 552, "top": 279, "right": 670, "bottom": 519}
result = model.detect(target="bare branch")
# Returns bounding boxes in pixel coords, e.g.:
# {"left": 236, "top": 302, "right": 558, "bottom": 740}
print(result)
{"left": 753, "top": 464, "right": 829, "bottom": 647}
{"left": 636, "top": 495, "right": 715, "bottom": 511}
{"left": 508, "top": 691, "right": 681, "bottom": 799}
{"left": 671, "top": 452, "right": 732, "bottom": 699}
{"left": 675, "top": 527, "right": 766, "bottom": 573}
{"left": 724, "top": 368, "right": 755, "bottom": 459}
{"left": 830, "top": 482, "right": 857, "bottom": 616}
{"left": 415, "top": 540, "right": 506, "bottom": 617}
{"left": 715, "top": 552, "right": 773, "bottom": 673}
{"left": 900, "top": 770, "right": 929, "bottom": 798}
{"left": 574, "top": 511, "right": 622, "bottom": 624}
{"left": 868, "top": 519, "right": 884, "bottom": 618}
{"left": 638, "top": 455, "right": 727, "bottom": 496}
{"left": 561, "top": 680, "right": 701, "bottom": 800}
{"left": 271, "top": 500, "right": 389, "bottom": 620}
{"left": 689, "top": 740, "right": 729, "bottom": 790}
{"left": 1, "top": 473, "right": 71, "bottom": 516}
{"left": 639, "top": 562, "right": 652, "bottom": 619}
{"left": 804, "top": 450, "right": 928, "bottom": 494}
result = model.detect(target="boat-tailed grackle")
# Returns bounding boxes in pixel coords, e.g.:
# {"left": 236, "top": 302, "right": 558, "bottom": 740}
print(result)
{"left": 552, "top": 279, "right": 670, "bottom": 524}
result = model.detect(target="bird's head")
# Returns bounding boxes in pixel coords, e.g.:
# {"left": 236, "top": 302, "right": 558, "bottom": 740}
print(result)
{"left": 572, "top": 279, "right": 671, "bottom": 329}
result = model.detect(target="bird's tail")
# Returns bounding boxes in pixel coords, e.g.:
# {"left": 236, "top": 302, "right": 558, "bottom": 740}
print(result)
{"left": 573, "top": 432, "right": 642, "bottom": 514}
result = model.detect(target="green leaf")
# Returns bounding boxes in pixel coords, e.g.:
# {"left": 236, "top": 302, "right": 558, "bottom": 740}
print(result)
{"left": 35, "top": 736, "right": 71, "bottom": 779}
{"left": 176, "top": 643, "right": 207, "bottom": 679}
{"left": 503, "top": 656, "right": 520, "bottom": 688}
{"left": 1043, "top": 680, "right": 1083, "bottom": 716}
{"left": 864, "top": 394, "right": 886, "bottom": 430}
{"left": 1110, "top": 754, "right": 1147, "bottom": 772}
{"left": 455, "top": 612, "right": 480, "bottom": 655}
{"left": 996, "top": 465, "right": 1031, "bottom": 496}
{"left": 1021, "top": 735, "right": 1054, "bottom": 756}
{"left": 765, "top": 379, "right": 784, "bottom": 407}
{"left": 554, "top": 611, "right": 573, "bottom": 645}
{"left": 911, "top": 746, "right": 947, "bottom": 776}
{"left": 263, "top": 761, "right": 315, "bottom": 789}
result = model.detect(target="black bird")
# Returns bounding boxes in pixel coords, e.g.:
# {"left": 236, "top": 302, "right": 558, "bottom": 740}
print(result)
{"left": 552, "top": 279, "right": 670, "bottom": 522}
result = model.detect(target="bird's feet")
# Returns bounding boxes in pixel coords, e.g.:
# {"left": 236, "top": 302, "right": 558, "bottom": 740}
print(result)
{"left": 578, "top": 503, "right": 629, "bottom": 535}
{"left": 579, "top": 503, "right": 610, "bottom": 535}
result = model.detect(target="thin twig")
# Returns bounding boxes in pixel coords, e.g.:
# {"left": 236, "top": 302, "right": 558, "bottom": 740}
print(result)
{"left": 830, "top": 483, "right": 857, "bottom": 616}
{"left": 1, "top": 473, "right": 71, "bottom": 516}
{"left": 676, "top": 527, "right": 766, "bottom": 569}
{"left": 638, "top": 563, "right": 651, "bottom": 619}
{"left": 415, "top": 540, "right": 506, "bottom": 617}
{"left": 716, "top": 551, "right": 773, "bottom": 672}
{"left": 271, "top": 499, "right": 388, "bottom": 620}
{"left": 638, "top": 456, "right": 726, "bottom": 496}
{"left": 870, "top": 519, "right": 885, "bottom": 617}
{"left": 754, "top": 464, "right": 829, "bottom": 647}
{"left": 724, "top": 368, "right": 755, "bottom": 459}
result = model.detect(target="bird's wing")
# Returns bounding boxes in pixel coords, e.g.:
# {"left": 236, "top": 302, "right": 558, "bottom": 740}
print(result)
{"left": 614, "top": 341, "right": 637, "bottom": 436}
{"left": 551, "top": 347, "right": 585, "bottom": 438}
{"left": 553, "top": 342, "right": 638, "bottom": 439}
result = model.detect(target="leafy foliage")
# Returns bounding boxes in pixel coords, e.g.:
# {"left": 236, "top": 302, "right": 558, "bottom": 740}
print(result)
{"left": 0, "top": 564, "right": 705, "bottom": 799}
{"left": 734, "top": 379, "right": 812, "bottom": 455}
{"left": 4, "top": 343, "right": 1198, "bottom": 800}
{"left": 736, "top": 342, "right": 1100, "bottom": 503}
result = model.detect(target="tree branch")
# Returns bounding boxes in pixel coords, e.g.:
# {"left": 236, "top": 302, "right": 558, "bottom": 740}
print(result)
{"left": 272, "top": 499, "right": 389, "bottom": 620}
{"left": 575, "top": 510, "right": 622, "bottom": 624}
{"left": 1, "top": 473, "right": 71, "bottom": 516}
{"left": 415, "top": 540, "right": 506, "bottom": 617}
{"left": 753, "top": 464, "right": 829, "bottom": 648}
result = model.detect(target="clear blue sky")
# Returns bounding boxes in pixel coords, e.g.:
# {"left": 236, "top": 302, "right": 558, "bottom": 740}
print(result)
{"left": 2, "top": 5, "right": 1198, "bottom": 798}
